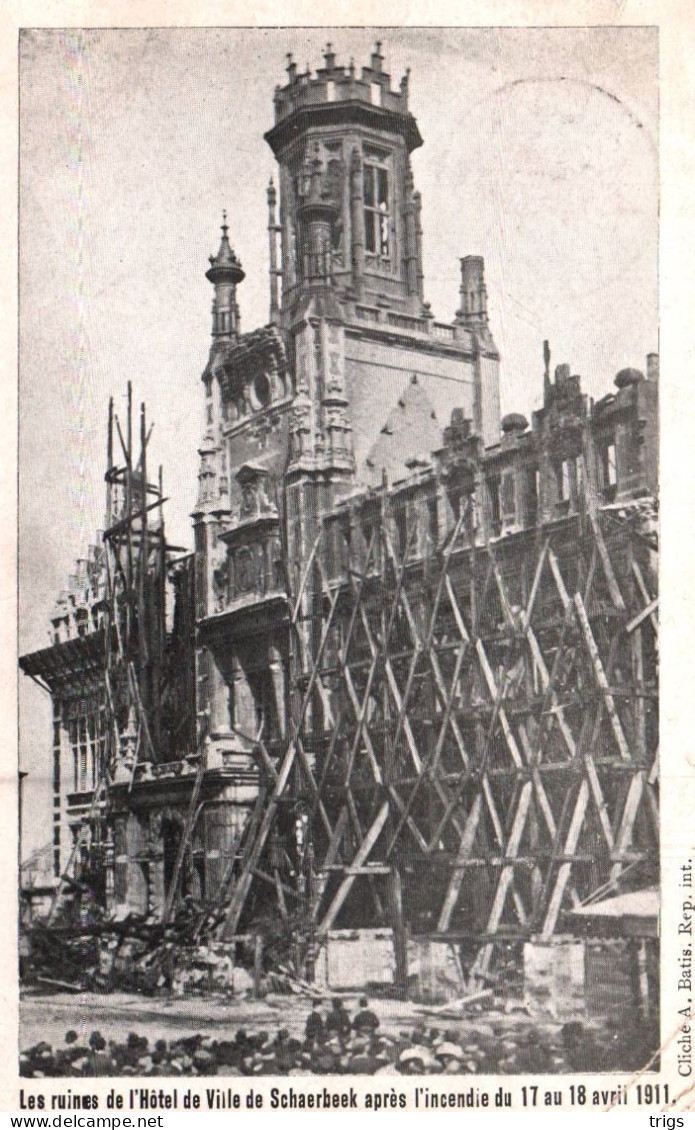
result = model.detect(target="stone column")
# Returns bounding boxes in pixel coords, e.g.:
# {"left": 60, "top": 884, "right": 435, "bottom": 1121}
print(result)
{"left": 209, "top": 655, "right": 231, "bottom": 737}
{"left": 403, "top": 162, "right": 419, "bottom": 298}
{"left": 349, "top": 146, "right": 365, "bottom": 299}
{"left": 113, "top": 814, "right": 129, "bottom": 905}
{"left": 232, "top": 658, "right": 257, "bottom": 736}
{"left": 269, "top": 645, "right": 287, "bottom": 738}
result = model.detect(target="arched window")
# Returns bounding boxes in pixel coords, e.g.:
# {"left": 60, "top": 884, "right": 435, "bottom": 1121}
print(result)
{"left": 363, "top": 163, "right": 390, "bottom": 258}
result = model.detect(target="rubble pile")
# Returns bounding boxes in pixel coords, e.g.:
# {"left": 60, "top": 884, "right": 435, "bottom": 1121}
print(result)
{"left": 20, "top": 998, "right": 657, "bottom": 1077}
{"left": 23, "top": 900, "right": 252, "bottom": 996}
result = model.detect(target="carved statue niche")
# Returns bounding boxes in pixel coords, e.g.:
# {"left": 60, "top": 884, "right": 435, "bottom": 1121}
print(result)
{"left": 236, "top": 463, "right": 277, "bottom": 519}
{"left": 234, "top": 546, "right": 256, "bottom": 595}
{"left": 325, "top": 157, "right": 345, "bottom": 261}
{"left": 212, "top": 542, "right": 229, "bottom": 613}
{"left": 148, "top": 809, "right": 165, "bottom": 856}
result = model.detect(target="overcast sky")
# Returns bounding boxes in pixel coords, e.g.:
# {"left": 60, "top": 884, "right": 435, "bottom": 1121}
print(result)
{"left": 18, "top": 26, "right": 657, "bottom": 856}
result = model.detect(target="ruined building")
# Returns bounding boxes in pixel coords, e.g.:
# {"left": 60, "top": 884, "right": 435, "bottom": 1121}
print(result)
{"left": 20, "top": 45, "right": 658, "bottom": 987}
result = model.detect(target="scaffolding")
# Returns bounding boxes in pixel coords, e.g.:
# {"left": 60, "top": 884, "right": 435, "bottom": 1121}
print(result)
{"left": 103, "top": 383, "right": 169, "bottom": 775}
{"left": 43, "top": 385, "right": 190, "bottom": 922}
{"left": 221, "top": 476, "right": 658, "bottom": 984}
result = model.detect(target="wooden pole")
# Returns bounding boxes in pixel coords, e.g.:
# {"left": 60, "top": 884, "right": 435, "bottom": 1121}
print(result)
{"left": 253, "top": 934, "right": 263, "bottom": 998}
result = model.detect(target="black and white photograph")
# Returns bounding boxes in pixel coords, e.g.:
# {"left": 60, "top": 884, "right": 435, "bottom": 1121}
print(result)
{"left": 14, "top": 19, "right": 670, "bottom": 1101}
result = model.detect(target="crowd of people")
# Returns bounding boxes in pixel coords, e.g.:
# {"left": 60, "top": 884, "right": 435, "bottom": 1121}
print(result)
{"left": 20, "top": 996, "right": 653, "bottom": 1077}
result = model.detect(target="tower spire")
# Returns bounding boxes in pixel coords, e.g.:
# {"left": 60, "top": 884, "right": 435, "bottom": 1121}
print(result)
{"left": 206, "top": 211, "right": 245, "bottom": 339}
{"left": 267, "top": 179, "right": 281, "bottom": 322}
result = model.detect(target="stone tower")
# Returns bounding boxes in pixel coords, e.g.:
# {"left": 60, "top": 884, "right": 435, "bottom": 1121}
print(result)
{"left": 192, "top": 42, "right": 502, "bottom": 783}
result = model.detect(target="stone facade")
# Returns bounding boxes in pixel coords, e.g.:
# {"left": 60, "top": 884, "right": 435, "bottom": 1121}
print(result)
{"left": 20, "top": 45, "right": 658, "bottom": 946}
{"left": 194, "top": 44, "right": 502, "bottom": 799}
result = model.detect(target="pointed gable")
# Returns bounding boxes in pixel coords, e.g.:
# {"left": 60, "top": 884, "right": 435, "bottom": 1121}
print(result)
{"left": 362, "top": 375, "right": 442, "bottom": 487}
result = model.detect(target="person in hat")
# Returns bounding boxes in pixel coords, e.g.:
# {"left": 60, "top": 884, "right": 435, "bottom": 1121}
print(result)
{"left": 54, "top": 1031, "right": 87, "bottom": 1073}
{"left": 344, "top": 1037, "right": 375, "bottom": 1073}
{"left": 398, "top": 1047, "right": 428, "bottom": 1074}
{"left": 435, "top": 1041, "right": 465, "bottom": 1074}
{"left": 273, "top": 1028, "right": 299, "bottom": 1072}
{"left": 560, "top": 1021, "right": 603, "bottom": 1073}
{"left": 289, "top": 1050, "right": 314, "bottom": 1076}
{"left": 326, "top": 996, "right": 352, "bottom": 1043}
{"left": 312, "top": 1036, "right": 341, "bottom": 1074}
{"left": 86, "top": 1031, "right": 114, "bottom": 1077}
{"left": 514, "top": 1029, "right": 553, "bottom": 1074}
{"left": 373, "top": 1053, "right": 400, "bottom": 1075}
{"left": 304, "top": 1000, "right": 325, "bottom": 1049}
{"left": 352, "top": 997, "right": 380, "bottom": 1040}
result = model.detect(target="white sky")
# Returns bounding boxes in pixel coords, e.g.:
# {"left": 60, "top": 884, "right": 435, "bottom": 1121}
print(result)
{"left": 18, "top": 26, "right": 657, "bottom": 856}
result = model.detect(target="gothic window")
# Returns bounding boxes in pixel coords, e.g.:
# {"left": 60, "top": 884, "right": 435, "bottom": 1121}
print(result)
{"left": 248, "top": 668, "right": 278, "bottom": 742}
{"left": 600, "top": 442, "right": 618, "bottom": 502}
{"left": 427, "top": 496, "right": 438, "bottom": 548}
{"left": 527, "top": 468, "right": 539, "bottom": 526}
{"left": 603, "top": 443, "right": 617, "bottom": 486}
{"left": 488, "top": 474, "right": 502, "bottom": 537}
{"left": 501, "top": 471, "right": 516, "bottom": 522}
{"left": 555, "top": 459, "right": 571, "bottom": 504}
{"left": 363, "top": 162, "right": 390, "bottom": 258}
{"left": 395, "top": 504, "right": 408, "bottom": 560}
{"left": 575, "top": 454, "right": 585, "bottom": 498}
{"left": 68, "top": 704, "right": 103, "bottom": 792}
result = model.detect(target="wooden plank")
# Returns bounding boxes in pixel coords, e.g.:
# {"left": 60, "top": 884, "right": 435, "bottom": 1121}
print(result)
{"left": 311, "top": 806, "right": 349, "bottom": 920}
{"left": 609, "top": 771, "right": 646, "bottom": 884}
{"left": 589, "top": 512, "right": 626, "bottom": 612}
{"left": 626, "top": 598, "right": 659, "bottom": 635}
{"left": 290, "top": 528, "right": 323, "bottom": 624}
{"left": 525, "top": 625, "right": 576, "bottom": 757}
{"left": 475, "top": 639, "right": 524, "bottom": 768}
{"left": 222, "top": 739, "right": 300, "bottom": 938}
{"left": 349, "top": 564, "right": 470, "bottom": 846}
{"left": 341, "top": 663, "right": 384, "bottom": 786}
{"left": 437, "top": 793, "right": 483, "bottom": 931}
{"left": 541, "top": 779, "right": 590, "bottom": 938}
{"left": 483, "top": 780, "right": 533, "bottom": 934}
{"left": 318, "top": 802, "right": 390, "bottom": 934}
{"left": 632, "top": 561, "right": 659, "bottom": 636}
{"left": 574, "top": 593, "right": 631, "bottom": 761}
{"left": 523, "top": 540, "right": 550, "bottom": 630}
{"left": 548, "top": 548, "right": 571, "bottom": 609}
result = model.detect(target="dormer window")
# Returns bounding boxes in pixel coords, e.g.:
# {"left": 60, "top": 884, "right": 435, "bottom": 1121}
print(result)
{"left": 364, "top": 162, "right": 390, "bottom": 258}
{"left": 370, "top": 82, "right": 382, "bottom": 106}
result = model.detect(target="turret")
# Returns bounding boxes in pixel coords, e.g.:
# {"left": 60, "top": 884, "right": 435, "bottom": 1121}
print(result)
{"left": 456, "top": 256, "right": 488, "bottom": 328}
{"left": 264, "top": 43, "right": 424, "bottom": 317}
{"left": 206, "top": 212, "right": 245, "bottom": 339}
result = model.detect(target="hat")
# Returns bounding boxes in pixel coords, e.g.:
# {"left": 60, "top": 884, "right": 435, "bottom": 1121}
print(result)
{"left": 435, "top": 1042, "right": 464, "bottom": 1061}
{"left": 399, "top": 1047, "right": 427, "bottom": 1064}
